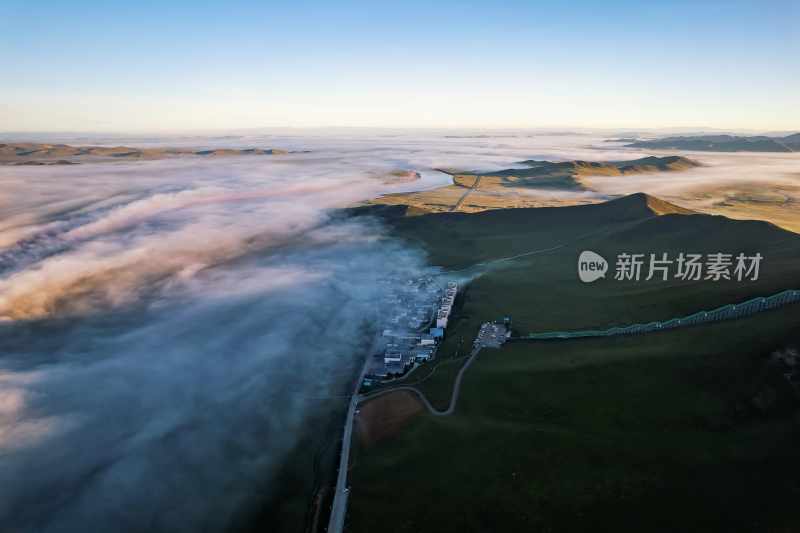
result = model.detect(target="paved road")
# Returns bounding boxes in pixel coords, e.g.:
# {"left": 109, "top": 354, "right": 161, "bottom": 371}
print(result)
{"left": 327, "top": 352, "right": 371, "bottom": 533}
{"left": 451, "top": 175, "right": 481, "bottom": 212}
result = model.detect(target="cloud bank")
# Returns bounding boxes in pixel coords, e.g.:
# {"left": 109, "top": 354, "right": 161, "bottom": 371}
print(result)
{"left": 0, "top": 148, "right": 439, "bottom": 531}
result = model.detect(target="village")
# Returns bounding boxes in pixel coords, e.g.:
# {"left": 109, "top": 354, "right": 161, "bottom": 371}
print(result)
{"left": 364, "top": 278, "right": 459, "bottom": 383}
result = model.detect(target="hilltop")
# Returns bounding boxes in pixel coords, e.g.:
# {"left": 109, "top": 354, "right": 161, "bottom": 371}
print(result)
{"left": 0, "top": 143, "right": 300, "bottom": 165}
{"left": 627, "top": 133, "right": 800, "bottom": 152}
{"left": 620, "top": 191, "right": 694, "bottom": 215}
{"left": 368, "top": 156, "right": 700, "bottom": 214}
{"left": 379, "top": 192, "right": 790, "bottom": 270}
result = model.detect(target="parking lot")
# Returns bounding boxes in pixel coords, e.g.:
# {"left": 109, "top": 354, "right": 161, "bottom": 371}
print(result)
{"left": 474, "top": 322, "right": 509, "bottom": 349}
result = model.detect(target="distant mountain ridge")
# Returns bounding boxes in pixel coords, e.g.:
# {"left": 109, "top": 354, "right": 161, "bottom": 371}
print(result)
{"left": 626, "top": 134, "right": 800, "bottom": 152}
{"left": 0, "top": 143, "right": 304, "bottom": 165}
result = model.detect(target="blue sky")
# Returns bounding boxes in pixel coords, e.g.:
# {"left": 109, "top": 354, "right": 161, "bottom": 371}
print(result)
{"left": 2, "top": 0, "right": 798, "bottom": 131}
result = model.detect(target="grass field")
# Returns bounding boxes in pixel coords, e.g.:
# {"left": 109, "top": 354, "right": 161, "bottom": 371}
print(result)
{"left": 348, "top": 194, "right": 800, "bottom": 532}
{"left": 350, "top": 309, "right": 800, "bottom": 532}
{"left": 382, "top": 194, "right": 800, "bottom": 410}
{"left": 384, "top": 194, "right": 800, "bottom": 335}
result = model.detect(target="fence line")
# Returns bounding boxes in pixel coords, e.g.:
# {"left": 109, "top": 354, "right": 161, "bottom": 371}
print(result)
{"left": 515, "top": 289, "right": 800, "bottom": 341}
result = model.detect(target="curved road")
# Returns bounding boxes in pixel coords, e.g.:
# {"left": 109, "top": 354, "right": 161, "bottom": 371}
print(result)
{"left": 451, "top": 175, "right": 481, "bottom": 212}
{"left": 361, "top": 344, "right": 483, "bottom": 416}
{"left": 327, "top": 345, "right": 483, "bottom": 532}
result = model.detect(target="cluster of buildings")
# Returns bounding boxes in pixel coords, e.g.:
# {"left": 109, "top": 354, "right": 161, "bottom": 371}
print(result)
{"left": 367, "top": 279, "right": 458, "bottom": 380}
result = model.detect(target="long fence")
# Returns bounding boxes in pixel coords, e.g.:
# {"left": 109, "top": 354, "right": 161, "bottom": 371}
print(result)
{"left": 514, "top": 289, "right": 800, "bottom": 341}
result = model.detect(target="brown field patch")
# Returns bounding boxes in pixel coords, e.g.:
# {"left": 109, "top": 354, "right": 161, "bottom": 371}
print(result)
{"left": 356, "top": 391, "right": 424, "bottom": 448}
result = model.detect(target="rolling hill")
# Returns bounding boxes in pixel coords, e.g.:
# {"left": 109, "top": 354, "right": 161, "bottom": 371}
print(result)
{"left": 348, "top": 193, "right": 800, "bottom": 533}
{"left": 368, "top": 156, "right": 701, "bottom": 214}
{"left": 467, "top": 155, "right": 700, "bottom": 190}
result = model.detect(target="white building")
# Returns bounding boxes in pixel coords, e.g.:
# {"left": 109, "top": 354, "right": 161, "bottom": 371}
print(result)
{"left": 384, "top": 350, "right": 403, "bottom": 364}
{"left": 436, "top": 308, "right": 450, "bottom": 329}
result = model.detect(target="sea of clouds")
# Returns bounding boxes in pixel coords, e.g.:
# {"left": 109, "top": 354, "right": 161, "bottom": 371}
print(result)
{"left": 0, "top": 129, "right": 797, "bottom": 531}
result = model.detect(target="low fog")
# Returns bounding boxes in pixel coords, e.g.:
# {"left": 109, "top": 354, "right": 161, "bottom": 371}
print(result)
{"left": 585, "top": 149, "right": 800, "bottom": 201}
{"left": 1, "top": 130, "right": 798, "bottom": 531}
{"left": 0, "top": 147, "right": 444, "bottom": 531}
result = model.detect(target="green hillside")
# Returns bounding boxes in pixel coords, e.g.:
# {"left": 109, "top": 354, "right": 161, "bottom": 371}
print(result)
{"left": 350, "top": 312, "right": 800, "bottom": 533}
{"left": 349, "top": 193, "right": 800, "bottom": 533}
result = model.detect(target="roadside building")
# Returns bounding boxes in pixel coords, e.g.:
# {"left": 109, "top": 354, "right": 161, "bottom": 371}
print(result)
{"left": 412, "top": 346, "right": 434, "bottom": 362}
{"left": 384, "top": 350, "right": 403, "bottom": 365}
{"left": 436, "top": 309, "right": 449, "bottom": 329}
{"left": 385, "top": 362, "right": 405, "bottom": 376}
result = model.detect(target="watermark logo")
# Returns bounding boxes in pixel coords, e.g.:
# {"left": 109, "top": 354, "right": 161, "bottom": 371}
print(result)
{"left": 578, "top": 250, "right": 608, "bottom": 283}
{"left": 578, "top": 251, "right": 763, "bottom": 283}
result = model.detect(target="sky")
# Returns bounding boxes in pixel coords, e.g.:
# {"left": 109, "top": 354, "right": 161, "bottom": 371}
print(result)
{"left": 2, "top": 0, "right": 798, "bottom": 132}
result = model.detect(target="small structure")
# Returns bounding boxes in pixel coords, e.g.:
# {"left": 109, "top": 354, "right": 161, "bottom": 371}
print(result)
{"left": 429, "top": 327, "right": 444, "bottom": 340}
{"left": 385, "top": 362, "right": 405, "bottom": 376}
{"left": 384, "top": 350, "right": 403, "bottom": 364}
{"left": 419, "top": 334, "right": 435, "bottom": 346}
{"left": 436, "top": 309, "right": 449, "bottom": 329}
{"left": 475, "top": 321, "right": 509, "bottom": 349}
{"left": 412, "top": 346, "right": 434, "bottom": 362}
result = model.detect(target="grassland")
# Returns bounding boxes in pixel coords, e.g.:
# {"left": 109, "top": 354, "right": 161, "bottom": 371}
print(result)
{"left": 350, "top": 309, "right": 800, "bottom": 533}
{"left": 471, "top": 155, "right": 699, "bottom": 190}
{"left": 384, "top": 194, "right": 800, "bottom": 332}
{"left": 349, "top": 193, "right": 800, "bottom": 532}
{"left": 656, "top": 181, "right": 800, "bottom": 234}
